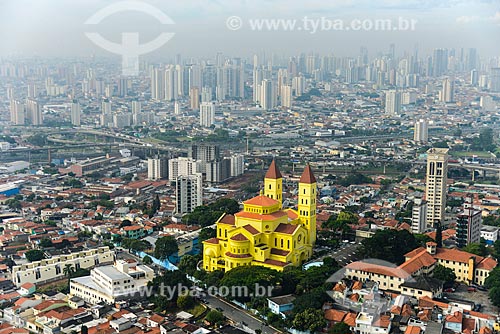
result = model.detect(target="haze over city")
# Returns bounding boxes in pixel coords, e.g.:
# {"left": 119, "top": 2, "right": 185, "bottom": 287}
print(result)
{"left": 1, "top": 1, "right": 500, "bottom": 334}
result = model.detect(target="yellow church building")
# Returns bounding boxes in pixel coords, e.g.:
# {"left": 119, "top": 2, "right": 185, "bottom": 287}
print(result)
{"left": 202, "top": 161, "right": 317, "bottom": 272}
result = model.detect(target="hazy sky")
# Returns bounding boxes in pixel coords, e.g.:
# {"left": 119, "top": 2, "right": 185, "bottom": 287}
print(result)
{"left": 0, "top": 0, "right": 499, "bottom": 60}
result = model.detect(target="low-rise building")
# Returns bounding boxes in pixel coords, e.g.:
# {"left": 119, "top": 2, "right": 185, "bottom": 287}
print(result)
{"left": 11, "top": 246, "right": 114, "bottom": 287}
{"left": 69, "top": 259, "right": 154, "bottom": 305}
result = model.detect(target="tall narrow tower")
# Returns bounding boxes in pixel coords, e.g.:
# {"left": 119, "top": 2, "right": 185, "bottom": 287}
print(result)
{"left": 425, "top": 148, "right": 449, "bottom": 226}
{"left": 264, "top": 160, "right": 283, "bottom": 207}
{"left": 298, "top": 164, "right": 317, "bottom": 245}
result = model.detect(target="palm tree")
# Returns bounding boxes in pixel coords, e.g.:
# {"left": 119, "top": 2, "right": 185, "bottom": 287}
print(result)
{"left": 63, "top": 264, "right": 75, "bottom": 285}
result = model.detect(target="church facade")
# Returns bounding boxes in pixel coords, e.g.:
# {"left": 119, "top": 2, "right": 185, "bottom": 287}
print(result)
{"left": 202, "top": 161, "right": 317, "bottom": 272}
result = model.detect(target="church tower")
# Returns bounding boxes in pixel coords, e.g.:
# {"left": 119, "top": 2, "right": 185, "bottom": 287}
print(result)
{"left": 298, "top": 164, "right": 317, "bottom": 245}
{"left": 264, "top": 159, "right": 283, "bottom": 208}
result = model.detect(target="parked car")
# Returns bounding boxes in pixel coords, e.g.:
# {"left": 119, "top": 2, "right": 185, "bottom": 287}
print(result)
{"left": 444, "top": 288, "right": 455, "bottom": 293}
{"left": 467, "top": 287, "right": 477, "bottom": 292}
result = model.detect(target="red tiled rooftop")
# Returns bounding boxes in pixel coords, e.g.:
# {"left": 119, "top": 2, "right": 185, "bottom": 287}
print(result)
{"left": 244, "top": 195, "right": 280, "bottom": 207}
{"left": 274, "top": 223, "right": 300, "bottom": 234}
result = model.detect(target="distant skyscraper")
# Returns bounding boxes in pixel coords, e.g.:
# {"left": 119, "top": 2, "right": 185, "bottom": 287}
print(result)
{"left": 281, "top": 85, "right": 292, "bottom": 109}
{"left": 148, "top": 157, "right": 168, "bottom": 180}
{"left": 118, "top": 77, "right": 128, "bottom": 97}
{"left": 10, "top": 100, "right": 25, "bottom": 125}
{"left": 151, "top": 68, "right": 165, "bottom": 100}
{"left": 190, "top": 87, "right": 200, "bottom": 110}
{"left": 432, "top": 48, "right": 448, "bottom": 77}
{"left": 490, "top": 68, "right": 500, "bottom": 92}
{"left": 414, "top": 119, "right": 428, "bottom": 143}
{"left": 292, "top": 76, "right": 305, "bottom": 96}
{"left": 440, "top": 77, "right": 455, "bottom": 103}
{"left": 132, "top": 101, "right": 141, "bottom": 114}
{"left": 26, "top": 99, "right": 42, "bottom": 126}
{"left": 385, "top": 90, "right": 401, "bottom": 114}
{"left": 188, "top": 144, "right": 220, "bottom": 162}
{"left": 165, "top": 65, "right": 179, "bottom": 101}
{"left": 425, "top": 148, "right": 449, "bottom": 226}
{"left": 253, "top": 67, "right": 263, "bottom": 103}
{"left": 199, "top": 102, "right": 215, "bottom": 127}
{"left": 480, "top": 96, "right": 495, "bottom": 112}
{"left": 470, "top": 69, "right": 479, "bottom": 86}
{"left": 27, "top": 83, "right": 37, "bottom": 99}
{"left": 260, "top": 79, "right": 275, "bottom": 110}
{"left": 168, "top": 157, "right": 201, "bottom": 181}
{"left": 230, "top": 154, "right": 245, "bottom": 177}
{"left": 6, "top": 86, "right": 14, "bottom": 100}
{"left": 176, "top": 174, "right": 203, "bottom": 214}
{"left": 71, "top": 100, "right": 81, "bottom": 126}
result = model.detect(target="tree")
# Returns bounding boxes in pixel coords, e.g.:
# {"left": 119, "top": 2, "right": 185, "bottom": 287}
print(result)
{"left": 120, "top": 220, "right": 132, "bottom": 228}
{"left": 178, "top": 254, "right": 199, "bottom": 276}
{"left": 143, "top": 255, "right": 153, "bottom": 265}
{"left": 329, "top": 322, "right": 352, "bottom": 334}
{"left": 292, "top": 308, "right": 326, "bottom": 332}
{"left": 485, "top": 268, "right": 500, "bottom": 306}
{"left": 205, "top": 310, "right": 225, "bottom": 325}
{"left": 39, "top": 238, "right": 53, "bottom": 248}
{"left": 63, "top": 263, "right": 75, "bottom": 286}
{"left": 198, "top": 227, "right": 216, "bottom": 243}
{"left": 435, "top": 221, "right": 443, "bottom": 248}
{"left": 463, "top": 242, "right": 487, "bottom": 257}
{"left": 154, "top": 236, "right": 178, "bottom": 261}
{"left": 177, "top": 293, "right": 195, "bottom": 310}
{"left": 152, "top": 195, "right": 161, "bottom": 214}
{"left": 219, "top": 266, "right": 280, "bottom": 302}
{"left": 360, "top": 229, "right": 418, "bottom": 265}
{"left": 25, "top": 249, "right": 45, "bottom": 262}
{"left": 433, "top": 265, "right": 456, "bottom": 287}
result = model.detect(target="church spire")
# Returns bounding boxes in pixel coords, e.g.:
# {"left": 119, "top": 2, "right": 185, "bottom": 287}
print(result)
{"left": 265, "top": 159, "right": 282, "bottom": 179}
{"left": 300, "top": 164, "right": 316, "bottom": 184}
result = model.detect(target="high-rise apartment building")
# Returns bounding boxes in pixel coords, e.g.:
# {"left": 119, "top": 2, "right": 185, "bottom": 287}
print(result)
{"left": 440, "top": 77, "right": 455, "bottom": 103}
{"left": 10, "top": 100, "right": 25, "bottom": 125}
{"left": 199, "top": 102, "right": 215, "bottom": 127}
{"left": 456, "top": 195, "right": 482, "bottom": 248}
{"left": 425, "top": 148, "right": 449, "bottom": 226}
{"left": 168, "top": 157, "right": 202, "bottom": 181}
{"left": 148, "top": 157, "right": 168, "bottom": 180}
{"left": 385, "top": 90, "right": 401, "bottom": 114}
{"left": 176, "top": 174, "right": 203, "bottom": 214}
{"left": 411, "top": 199, "right": 428, "bottom": 234}
{"left": 414, "top": 119, "right": 428, "bottom": 143}
{"left": 71, "top": 100, "right": 81, "bottom": 126}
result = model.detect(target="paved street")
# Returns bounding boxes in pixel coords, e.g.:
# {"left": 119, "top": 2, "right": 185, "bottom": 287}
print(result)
{"left": 330, "top": 242, "right": 361, "bottom": 266}
{"left": 204, "top": 294, "right": 278, "bottom": 334}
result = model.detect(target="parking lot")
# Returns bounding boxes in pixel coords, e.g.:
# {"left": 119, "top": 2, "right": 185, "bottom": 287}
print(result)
{"left": 445, "top": 284, "right": 498, "bottom": 315}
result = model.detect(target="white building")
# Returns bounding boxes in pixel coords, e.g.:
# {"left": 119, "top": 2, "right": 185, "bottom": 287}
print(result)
{"left": 11, "top": 246, "right": 114, "bottom": 287}
{"left": 414, "top": 119, "right": 428, "bottom": 143}
{"left": 175, "top": 174, "right": 203, "bottom": 214}
{"left": 10, "top": 100, "right": 25, "bottom": 125}
{"left": 168, "top": 157, "right": 202, "bottom": 181}
{"left": 70, "top": 260, "right": 154, "bottom": 305}
{"left": 71, "top": 100, "right": 81, "bottom": 126}
{"left": 260, "top": 79, "right": 276, "bottom": 110}
{"left": 440, "top": 77, "right": 454, "bottom": 103}
{"left": 385, "top": 90, "right": 401, "bottom": 115}
{"left": 281, "top": 85, "right": 292, "bottom": 109}
{"left": 481, "top": 225, "right": 499, "bottom": 244}
{"left": 148, "top": 157, "right": 168, "bottom": 180}
{"left": 425, "top": 148, "right": 448, "bottom": 226}
{"left": 199, "top": 102, "right": 215, "bottom": 127}
{"left": 480, "top": 96, "right": 495, "bottom": 112}
{"left": 412, "top": 199, "right": 428, "bottom": 234}
{"left": 230, "top": 154, "right": 245, "bottom": 177}
{"left": 26, "top": 99, "right": 42, "bottom": 126}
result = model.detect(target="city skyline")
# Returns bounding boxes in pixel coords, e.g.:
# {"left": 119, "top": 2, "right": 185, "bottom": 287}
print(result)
{"left": 0, "top": 0, "right": 499, "bottom": 59}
